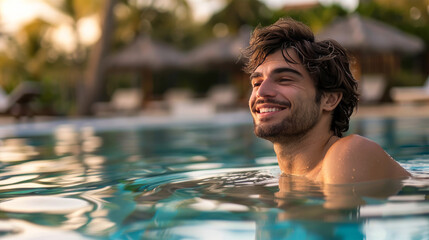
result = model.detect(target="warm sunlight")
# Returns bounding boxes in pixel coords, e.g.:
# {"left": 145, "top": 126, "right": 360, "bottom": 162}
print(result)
{"left": 0, "top": 0, "right": 66, "bottom": 32}
{"left": 77, "top": 16, "right": 101, "bottom": 46}
{"left": 0, "top": 0, "right": 100, "bottom": 52}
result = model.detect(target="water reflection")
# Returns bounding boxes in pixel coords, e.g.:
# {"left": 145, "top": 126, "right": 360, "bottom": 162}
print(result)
{"left": 0, "top": 175, "right": 38, "bottom": 186}
{"left": 116, "top": 166, "right": 429, "bottom": 239}
{"left": 351, "top": 118, "right": 429, "bottom": 159}
{"left": 0, "top": 195, "right": 93, "bottom": 236}
{"left": 262, "top": 173, "right": 425, "bottom": 239}
{"left": 363, "top": 217, "right": 429, "bottom": 239}
{"left": 0, "top": 118, "right": 426, "bottom": 239}
{"left": 54, "top": 125, "right": 102, "bottom": 156}
{"left": 0, "top": 219, "right": 90, "bottom": 240}
{"left": 0, "top": 138, "right": 39, "bottom": 162}
{"left": 0, "top": 125, "right": 107, "bottom": 197}
{"left": 323, "top": 179, "right": 405, "bottom": 210}
{"left": 0, "top": 196, "right": 91, "bottom": 214}
{"left": 80, "top": 186, "right": 135, "bottom": 236}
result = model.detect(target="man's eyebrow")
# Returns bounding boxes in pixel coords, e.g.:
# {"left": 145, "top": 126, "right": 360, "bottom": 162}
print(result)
{"left": 271, "top": 67, "right": 303, "bottom": 77}
{"left": 249, "top": 72, "right": 262, "bottom": 81}
{"left": 249, "top": 67, "right": 303, "bottom": 81}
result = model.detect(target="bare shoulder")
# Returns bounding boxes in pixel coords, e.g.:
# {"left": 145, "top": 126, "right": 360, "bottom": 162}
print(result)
{"left": 322, "top": 134, "right": 410, "bottom": 184}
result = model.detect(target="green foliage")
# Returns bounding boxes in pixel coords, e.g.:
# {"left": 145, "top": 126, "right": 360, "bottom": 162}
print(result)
{"left": 391, "top": 69, "right": 426, "bottom": 87}
{"left": 356, "top": 0, "right": 429, "bottom": 87}
{"left": 44, "top": 0, "right": 103, "bottom": 20}
{"left": 272, "top": 4, "right": 349, "bottom": 32}
{"left": 113, "top": 0, "right": 196, "bottom": 50}
{"left": 356, "top": 1, "right": 429, "bottom": 46}
{"left": 206, "top": 0, "right": 272, "bottom": 34}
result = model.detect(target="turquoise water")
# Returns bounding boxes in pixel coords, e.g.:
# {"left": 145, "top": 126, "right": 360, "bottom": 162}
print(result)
{"left": 0, "top": 113, "right": 428, "bottom": 239}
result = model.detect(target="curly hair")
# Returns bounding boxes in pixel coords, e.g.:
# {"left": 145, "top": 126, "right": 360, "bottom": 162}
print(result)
{"left": 243, "top": 18, "right": 359, "bottom": 137}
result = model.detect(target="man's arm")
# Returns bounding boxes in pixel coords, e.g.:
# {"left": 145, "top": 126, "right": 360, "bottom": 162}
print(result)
{"left": 322, "top": 134, "right": 411, "bottom": 184}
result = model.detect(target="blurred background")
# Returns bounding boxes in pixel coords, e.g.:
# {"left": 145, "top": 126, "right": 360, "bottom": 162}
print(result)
{"left": 0, "top": 0, "right": 428, "bottom": 118}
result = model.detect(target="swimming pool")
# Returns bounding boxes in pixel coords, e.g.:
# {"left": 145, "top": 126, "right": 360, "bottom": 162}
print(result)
{"left": 0, "top": 111, "right": 427, "bottom": 239}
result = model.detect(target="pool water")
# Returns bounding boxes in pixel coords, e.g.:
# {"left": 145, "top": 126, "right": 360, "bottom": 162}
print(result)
{"left": 0, "top": 114, "right": 428, "bottom": 240}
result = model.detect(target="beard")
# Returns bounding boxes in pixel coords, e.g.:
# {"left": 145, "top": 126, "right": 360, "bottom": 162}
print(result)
{"left": 253, "top": 100, "right": 321, "bottom": 143}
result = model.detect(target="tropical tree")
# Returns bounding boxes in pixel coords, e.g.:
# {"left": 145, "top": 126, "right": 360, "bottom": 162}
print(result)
{"left": 271, "top": 3, "right": 348, "bottom": 32}
{"left": 357, "top": 0, "right": 429, "bottom": 46}
{"left": 78, "top": 0, "right": 115, "bottom": 115}
{"left": 205, "top": 0, "right": 272, "bottom": 38}
{"left": 356, "top": 0, "right": 429, "bottom": 85}
{"left": 113, "top": 0, "right": 195, "bottom": 50}
{"left": 42, "top": 0, "right": 103, "bottom": 64}
{"left": 0, "top": 18, "right": 53, "bottom": 83}
{"left": 0, "top": 33, "right": 27, "bottom": 92}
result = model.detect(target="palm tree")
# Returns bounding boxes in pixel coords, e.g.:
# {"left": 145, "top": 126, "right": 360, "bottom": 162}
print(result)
{"left": 78, "top": 0, "right": 116, "bottom": 115}
{"left": 205, "top": 0, "right": 272, "bottom": 36}
{"left": 41, "top": 0, "right": 100, "bottom": 61}
{"left": 113, "top": 0, "right": 194, "bottom": 49}
{"left": 0, "top": 18, "right": 53, "bottom": 86}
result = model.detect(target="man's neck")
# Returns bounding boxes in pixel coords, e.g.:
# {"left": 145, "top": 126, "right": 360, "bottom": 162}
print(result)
{"left": 273, "top": 129, "right": 338, "bottom": 178}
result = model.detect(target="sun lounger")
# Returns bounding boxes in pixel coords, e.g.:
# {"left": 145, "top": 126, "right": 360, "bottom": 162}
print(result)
{"left": 0, "top": 81, "right": 41, "bottom": 118}
{"left": 390, "top": 77, "right": 429, "bottom": 103}
{"left": 93, "top": 88, "right": 143, "bottom": 116}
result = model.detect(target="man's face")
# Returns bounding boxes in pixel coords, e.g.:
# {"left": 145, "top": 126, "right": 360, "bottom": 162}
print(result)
{"left": 248, "top": 49, "right": 321, "bottom": 142}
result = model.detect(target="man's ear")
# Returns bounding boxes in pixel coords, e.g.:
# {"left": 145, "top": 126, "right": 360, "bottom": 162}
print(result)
{"left": 322, "top": 92, "right": 342, "bottom": 111}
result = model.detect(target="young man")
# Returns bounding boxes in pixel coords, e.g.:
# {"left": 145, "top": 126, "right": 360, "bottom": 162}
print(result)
{"left": 243, "top": 18, "right": 410, "bottom": 184}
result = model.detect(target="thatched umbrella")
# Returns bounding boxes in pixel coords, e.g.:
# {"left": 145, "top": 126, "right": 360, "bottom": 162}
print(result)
{"left": 106, "top": 36, "right": 187, "bottom": 70}
{"left": 105, "top": 36, "right": 187, "bottom": 103}
{"left": 317, "top": 14, "right": 424, "bottom": 54}
{"left": 184, "top": 27, "right": 252, "bottom": 99}
{"left": 317, "top": 14, "right": 425, "bottom": 102}
{"left": 185, "top": 26, "right": 251, "bottom": 68}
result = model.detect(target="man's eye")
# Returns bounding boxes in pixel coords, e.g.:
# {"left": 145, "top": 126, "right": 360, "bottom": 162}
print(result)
{"left": 252, "top": 82, "right": 261, "bottom": 87}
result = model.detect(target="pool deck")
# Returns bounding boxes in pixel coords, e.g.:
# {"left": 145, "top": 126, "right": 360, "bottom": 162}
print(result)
{"left": 0, "top": 103, "right": 428, "bottom": 131}
{"left": 0, "top": 103, "right": 427, "bottom": 138}
{"left": 352, "top": 103, "right": 429, "bottom": 119}
{"left": 1, "top": 103, "right": 429, "bottom": 124}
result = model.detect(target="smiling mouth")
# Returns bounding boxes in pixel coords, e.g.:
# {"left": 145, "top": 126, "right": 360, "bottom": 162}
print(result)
{"left": 255, "top": 106, "right": 288, "bottom": 115}
{"left": 252, "top": 100, "right": 291, "bottom": 115}
{"left": 258, "top": 107, "right": 284, "bottom": 113}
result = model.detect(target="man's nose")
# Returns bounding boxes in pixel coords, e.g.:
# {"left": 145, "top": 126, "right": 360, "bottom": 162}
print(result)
{"left": 256, "top": 79, "right": 276, "bottom": 98}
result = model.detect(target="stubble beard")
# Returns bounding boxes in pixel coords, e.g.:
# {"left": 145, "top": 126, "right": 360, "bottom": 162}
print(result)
{"left": 253, "top": 101, "right": 321, "bottom": 143}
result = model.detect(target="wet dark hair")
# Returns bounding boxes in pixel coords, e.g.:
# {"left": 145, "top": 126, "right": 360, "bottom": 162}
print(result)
{"left": 243, "top": 17, "right": 359, "bottom": 137}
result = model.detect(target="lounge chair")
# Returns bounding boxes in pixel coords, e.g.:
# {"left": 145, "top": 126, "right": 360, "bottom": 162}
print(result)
{"left": 207, "top": 84, "right": 238, "bottom": 111}
{"left": 390, "top": 77, "right": 429, "bottom": 103}
{"left": 164, "top": 88, "right": 215, "bottom": 118}
{"left": 359, "top": 74, "right": 387, "bottom": 103}
{"left": 0, "top": 81, "right": 41, "bottom": 118}
{"left": 93, "top": 88, "right": 143, "bottom": 116}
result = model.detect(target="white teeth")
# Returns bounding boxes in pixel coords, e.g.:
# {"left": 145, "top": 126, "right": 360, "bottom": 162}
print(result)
{"left": 259, "top": 108, "right": 281, "bottom": 113}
